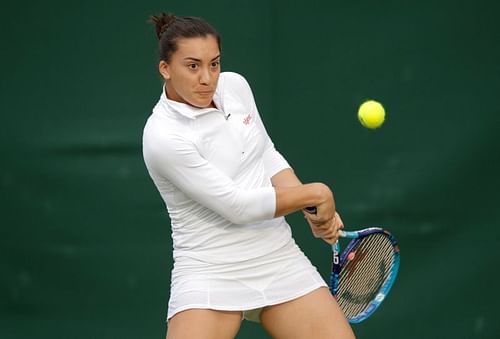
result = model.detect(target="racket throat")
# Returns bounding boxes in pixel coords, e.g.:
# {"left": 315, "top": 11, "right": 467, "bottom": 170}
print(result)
{"left": 331, "top": 242, "right": 341, "bottom": 295}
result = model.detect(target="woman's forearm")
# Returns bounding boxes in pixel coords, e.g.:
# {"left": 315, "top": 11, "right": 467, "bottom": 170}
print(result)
{"left": 271, "top": 168, "right": 335, "bottom": 223}
{"left": 271, "top": 168, "right": 302, "bottom": 187}
{"left": 274, "top": 182, "right": 334, "bottom": 218}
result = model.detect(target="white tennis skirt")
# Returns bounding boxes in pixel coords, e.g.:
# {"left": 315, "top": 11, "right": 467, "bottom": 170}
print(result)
{"left": 167, "top": 238, "right": 327, "bottom": 322}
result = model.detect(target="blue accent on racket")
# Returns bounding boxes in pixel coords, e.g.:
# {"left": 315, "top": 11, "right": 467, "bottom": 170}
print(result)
{"left": 303, "top": 208, "right": 400, "bottom": 323}
{"left": 332, "top": 227, "right": 400, "bottom": 323}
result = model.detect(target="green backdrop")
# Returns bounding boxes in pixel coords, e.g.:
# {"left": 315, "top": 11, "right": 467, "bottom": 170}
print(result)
{"left": 1, "top": 0, "right": 499, "bottom": 338}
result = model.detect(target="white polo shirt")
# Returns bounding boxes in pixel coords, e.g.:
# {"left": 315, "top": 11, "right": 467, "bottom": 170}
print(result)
{"left": 143, "top": 72, "right": 293, "bottom": 264}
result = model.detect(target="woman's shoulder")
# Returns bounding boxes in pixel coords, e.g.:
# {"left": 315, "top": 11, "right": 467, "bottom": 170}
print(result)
{"left": 219, "top": 71, "right": 247, "bottom": 83}
{"left": 219, "top": 72, "right": 253, "bottom": 93}
{"left": 217, "top": 72, "right": 255, "bottom": 110}
{"left": 143, "top": 104, "right": 192, "bottom": 148}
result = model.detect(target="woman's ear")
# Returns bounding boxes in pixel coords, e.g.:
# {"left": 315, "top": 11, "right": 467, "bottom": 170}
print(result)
{"left": 159, "top": 60, "right": 171, "bottom": 80}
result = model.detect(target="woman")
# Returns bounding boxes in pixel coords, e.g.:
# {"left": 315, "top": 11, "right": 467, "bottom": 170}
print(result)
{"left": 143, "top": 12, "right": 355, "bottom": 339}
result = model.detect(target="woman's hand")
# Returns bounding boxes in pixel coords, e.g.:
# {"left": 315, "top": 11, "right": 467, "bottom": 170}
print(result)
{"left": 305, "top": 211, "right": 344, "bottom": 245}
{"left": 305, "top": 185, "right": 335, "bottom": 226}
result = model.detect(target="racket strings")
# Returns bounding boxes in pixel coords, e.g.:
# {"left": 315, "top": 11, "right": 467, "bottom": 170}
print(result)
{"left": 336, "top": 234, "right": 395, "bottom": 318}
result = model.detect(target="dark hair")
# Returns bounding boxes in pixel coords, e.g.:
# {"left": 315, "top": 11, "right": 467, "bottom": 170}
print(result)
{"left": 149, "top": 13, "right": 221, "bottom": 62}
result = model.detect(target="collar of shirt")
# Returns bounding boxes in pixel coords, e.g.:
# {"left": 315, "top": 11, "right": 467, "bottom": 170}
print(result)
{"left": 159, "top": 85, "right": 223, "bottom": 119}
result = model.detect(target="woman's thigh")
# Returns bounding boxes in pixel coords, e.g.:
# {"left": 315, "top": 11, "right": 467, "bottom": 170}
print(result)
{"left": 166, "top": 309, "right": 242, "bottom": 339}
{"left": 260, "top": 287, "right": 355, "bottom": 339}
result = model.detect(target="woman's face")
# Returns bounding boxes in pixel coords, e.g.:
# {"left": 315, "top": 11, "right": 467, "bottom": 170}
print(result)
{"left": 160, "top": 35, "right": 221, "bottom": 108}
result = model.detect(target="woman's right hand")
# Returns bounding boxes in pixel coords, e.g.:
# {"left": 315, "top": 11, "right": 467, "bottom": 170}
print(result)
{"left": 305, "top": 184, "right": 335, "bottom": 226}
{"left": 274, "top": 182, "right": 335, "bottom": 222}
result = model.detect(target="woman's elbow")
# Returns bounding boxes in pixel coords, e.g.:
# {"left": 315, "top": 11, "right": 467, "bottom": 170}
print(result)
{"left": 225, "top": 212, "right": 255, "bottom": 225}
{"left": 224, "top": 208, "right": 270, "bottom": 225}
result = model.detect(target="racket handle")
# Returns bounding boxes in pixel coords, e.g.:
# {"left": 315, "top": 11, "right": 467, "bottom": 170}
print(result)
{"left": 304, "top": 206, "right": 317, "bottom": 214}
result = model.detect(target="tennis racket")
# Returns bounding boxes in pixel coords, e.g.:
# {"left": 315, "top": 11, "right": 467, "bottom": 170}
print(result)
{"left": 305, "top": 208, "right": 400, "bottom": 323}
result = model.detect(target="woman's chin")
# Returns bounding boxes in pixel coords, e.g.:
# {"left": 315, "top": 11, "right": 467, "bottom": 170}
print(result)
{"left": 190, "top": 98, "right": 214, "bottom": 108}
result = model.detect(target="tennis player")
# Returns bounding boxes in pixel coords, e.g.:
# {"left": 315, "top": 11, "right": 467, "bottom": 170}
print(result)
{"left": 143, "top": 12, "right": 355, "bottom": 339}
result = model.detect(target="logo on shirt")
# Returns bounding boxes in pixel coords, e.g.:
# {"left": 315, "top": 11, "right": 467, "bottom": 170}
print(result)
{"left": 243, "top": 114, "right": 252, "bottom": 125}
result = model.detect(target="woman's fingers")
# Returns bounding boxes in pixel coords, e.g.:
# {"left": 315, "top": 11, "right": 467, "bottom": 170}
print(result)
{"left": 319, "top": 212, "right": 344, "bottom": 244}
{"left": 305, "top": 210, "right": 346, "bottom": 244}
{"left": 335, "top": 212, "right": 344, "bottom": 229}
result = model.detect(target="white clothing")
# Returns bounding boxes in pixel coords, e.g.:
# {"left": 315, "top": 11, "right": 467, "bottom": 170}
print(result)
{"left": 143, "top": 72, "right": 292, "bottom": 264}
{"left": 142, "top": 72, "right": 326, "bottom": 321}
{"left": 169, "top": 238, "right": 326, "bottom": 322}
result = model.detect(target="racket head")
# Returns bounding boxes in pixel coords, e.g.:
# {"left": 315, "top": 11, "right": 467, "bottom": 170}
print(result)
{"left": 331, "top": 227, "right": 400, "bottom": 323}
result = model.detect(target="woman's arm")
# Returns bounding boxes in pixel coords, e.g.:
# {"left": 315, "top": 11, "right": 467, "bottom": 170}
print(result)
{"left": 271, "top": 168, "right": 342, "bottom": 245}
{"left": 232, "top": 73, "right": 335, "bottom": 223}
{"left": 271, "top": 168, "right": 334, "bottom": 223}
{"left": 270, "top": 168, "right": 302, "bottom": 187}
{"left": 274, "top": 182, "right": 334, "bottom": 221}
{"left": 143, "top": 130, "right": 277, "bottom": 225}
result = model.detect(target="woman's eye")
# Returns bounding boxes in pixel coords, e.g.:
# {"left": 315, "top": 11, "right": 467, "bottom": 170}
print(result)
{"left": 211, "top": 61, "right": 220, "bottom": 68}
{"left": 188, "top": 64, "right": 198, "bottom": 70}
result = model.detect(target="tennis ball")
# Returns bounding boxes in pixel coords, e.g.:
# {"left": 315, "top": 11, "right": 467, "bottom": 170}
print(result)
{"left": 358, "top": 100, "right": 385, "bottom": 129}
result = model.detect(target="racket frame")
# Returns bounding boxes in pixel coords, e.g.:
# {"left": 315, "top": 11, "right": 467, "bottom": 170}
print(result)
{"left": 331, "top": 227, "right": 400, "bottom": 323}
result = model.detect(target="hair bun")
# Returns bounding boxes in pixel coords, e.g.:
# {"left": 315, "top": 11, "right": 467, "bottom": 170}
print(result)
{"left": 150, "top": 12, "right": 176, "bottom": 40}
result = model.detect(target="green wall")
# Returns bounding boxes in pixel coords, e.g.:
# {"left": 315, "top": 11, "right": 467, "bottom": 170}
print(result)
{"left": 1, "top": 0, "right": 499, "bottom": 338}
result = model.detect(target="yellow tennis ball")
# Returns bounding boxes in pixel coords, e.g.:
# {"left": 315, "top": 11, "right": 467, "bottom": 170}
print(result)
{"left": 358, "top": 100, "right": 385, "bottom": 129}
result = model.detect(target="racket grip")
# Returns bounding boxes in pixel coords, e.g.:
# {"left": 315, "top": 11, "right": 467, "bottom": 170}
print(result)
{"left": 304, "top": 206, "right": 317, "bottom": 214}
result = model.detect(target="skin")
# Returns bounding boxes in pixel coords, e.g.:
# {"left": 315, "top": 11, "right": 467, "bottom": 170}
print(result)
{"left": 159, "top": 35, "right": 221, "bottom": 109}
{"left": 272, "top": 169, "right": 345, "bottom": 245}
{"left": 160, "top": 35, "right": 354, "bottom": 339}
{"left": 260, "top": 287, "right": 355, "bottom": 339}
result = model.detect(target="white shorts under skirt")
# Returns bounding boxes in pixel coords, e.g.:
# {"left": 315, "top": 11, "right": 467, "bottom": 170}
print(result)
{"left": 167, "top": 239, "right": 327, "bottom": 322}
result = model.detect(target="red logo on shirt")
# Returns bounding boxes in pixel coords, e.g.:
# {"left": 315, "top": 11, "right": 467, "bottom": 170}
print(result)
{"left": 243, "top": 114, "right": 252, "bottom": 125}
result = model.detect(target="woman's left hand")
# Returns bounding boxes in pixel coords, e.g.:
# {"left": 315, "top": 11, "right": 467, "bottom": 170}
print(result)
{"left": 305, "top": 211, "right": 344, "bottom": 245}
